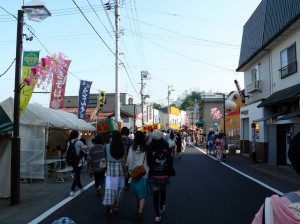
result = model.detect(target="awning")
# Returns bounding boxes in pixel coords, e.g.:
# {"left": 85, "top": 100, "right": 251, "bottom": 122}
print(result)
{"left": 253, "top": 112, "right": 283, "bottom": 122}
{"left": 195, "top": 121, "right": 204, "bottom": 125}
{"left": 0, "top": 106, "right": 13, "bottom": 135}
{"left": 257, "top": 83, "right": 300, "bottom": 108}
{"left": 276, "top": 111, "right": 300, "bottom": 121}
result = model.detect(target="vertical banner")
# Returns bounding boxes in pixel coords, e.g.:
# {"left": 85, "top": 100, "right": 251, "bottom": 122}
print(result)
{"left": 78, "top": 80, "right": 93, "bottom": 119}
{"left": 50, "top": 60, "right": 71, "bottom": 109}
{"left": 96, "top": 90, "right": 106, "bottom": 116}
{"left": 20, "top": 51, "right": 40, "bottom": 115}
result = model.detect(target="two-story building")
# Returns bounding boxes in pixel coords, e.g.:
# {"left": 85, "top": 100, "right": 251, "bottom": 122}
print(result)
{"left": 237, "top": 0, "right": 300, "bottom": 164}
{"left": 199, "top": 93, "right": 226, "bottom": 135}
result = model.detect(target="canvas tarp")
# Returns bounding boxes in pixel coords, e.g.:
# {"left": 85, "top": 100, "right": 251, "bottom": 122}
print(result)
{"left": 0, "top": 97, "right": 96, "bottom": 133}
{"left": 0, "top": 97, "right": 95, "bottom": 198}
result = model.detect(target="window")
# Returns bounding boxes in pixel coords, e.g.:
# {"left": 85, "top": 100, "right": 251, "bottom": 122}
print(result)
{"left": 246, "top": 65, "right": 260, "bottom": 93}
{"left": 251, "top": 65, "right": 259, "bottom": 82}
{"left": 280, "top": 43, "right": 297, "bottom": 78}
{"left": 88, "top": 99, "right": 97, "bottom": 106}
{"left": 122, "top": 117, "right": 129, "bottom": 123}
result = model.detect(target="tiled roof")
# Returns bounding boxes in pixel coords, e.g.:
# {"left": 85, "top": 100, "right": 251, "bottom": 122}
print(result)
{"left": 237, "top": 0, "right": 300, "bottom": 71}
{"left": 60, "top": 108, "right": 113, "bottom": 122}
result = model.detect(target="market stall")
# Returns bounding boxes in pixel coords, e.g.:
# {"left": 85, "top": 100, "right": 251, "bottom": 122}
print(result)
{"left": 0, "top": 97, "right": 95, "bottom": 198}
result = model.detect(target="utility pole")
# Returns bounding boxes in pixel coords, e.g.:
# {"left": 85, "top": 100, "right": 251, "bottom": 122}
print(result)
{"left": 167, "top": 85, "right": 174, "bottom": 129}
{"left": 140, "top": 71, "right": 150, "bottom": 126}
{"left": 114, "top": 0, "right": 120, "bottom": 124}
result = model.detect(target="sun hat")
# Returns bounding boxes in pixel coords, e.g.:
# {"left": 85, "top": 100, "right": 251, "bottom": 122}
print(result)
{"left": 152, "top": 130, "right": 164, "bottom": 140}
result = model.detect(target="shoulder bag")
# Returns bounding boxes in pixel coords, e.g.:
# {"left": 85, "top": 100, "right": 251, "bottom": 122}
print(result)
{"left": 99, "top": 145, "right": 107, "bottom": 170}
{"left": 130, "top": 152, "right": 146, "bottom": 180}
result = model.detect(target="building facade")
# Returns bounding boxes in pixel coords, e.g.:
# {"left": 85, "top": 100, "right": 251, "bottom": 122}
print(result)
{"left": 237, "top": 0, "right": 300, "bottom": 164}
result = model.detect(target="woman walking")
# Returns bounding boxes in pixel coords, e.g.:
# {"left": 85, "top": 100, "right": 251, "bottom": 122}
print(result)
{"left": 87, "top": 134, "right": 106, "bottom": 197}
{"left": 207, "top": 131, "right": 215, "bottom": 155}
{"left": 168, "top": 130, "right": 176, "bottom": 157}
{"left": 175, "top": 132, "right": 182, "bottom": 159}
{"left": 103, "top": 131, "right": 127, "bottom": 215}
{"left": 126, "top": 131, "right": 152, "bottom": 221}
{"left": 67, "top": 130, "right": 87, "bottom": 196}
{"left": 147, "top": 130, "right": 175, "bottom": 223}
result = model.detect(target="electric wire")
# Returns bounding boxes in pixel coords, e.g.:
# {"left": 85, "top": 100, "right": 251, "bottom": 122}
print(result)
{"left": 72, "top": 0, "right": 115, "bottom": 56}
{"left": 0, "top": 58, "right": 16, "bottom": 78}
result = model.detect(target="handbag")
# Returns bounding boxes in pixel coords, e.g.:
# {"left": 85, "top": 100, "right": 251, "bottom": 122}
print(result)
{"left": 168, "top": 138, "right": 176, "bottom": 148}
{"left": 130, "top": 153, "right": 146, "bottom": 180}
{"left": 99, "top": 145, "right": 107, "bottom": 170}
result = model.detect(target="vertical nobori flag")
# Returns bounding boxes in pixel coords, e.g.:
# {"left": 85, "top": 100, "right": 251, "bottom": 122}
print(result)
{"left": 78, "top": 80, "right": 93, "bottom": 119}
{"left": 20, "top": 51, "right": 40, "bottom": 115}
{"left": 50, "top": 60, "right": 71, "bottom": 109}
{"left": 96, "top": 90, "right": 106, "bottom": 116}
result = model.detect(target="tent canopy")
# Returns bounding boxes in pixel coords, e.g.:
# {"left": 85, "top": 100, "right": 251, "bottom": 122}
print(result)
{"left": 0, "top": 97, "right": 95, "bottom": 134}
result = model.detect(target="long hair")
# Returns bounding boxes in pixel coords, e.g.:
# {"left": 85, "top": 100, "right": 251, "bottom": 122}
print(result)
{"left": 110, "top": 130, "right": 125, "bottom": 159}
{"left": 132, "top": 131, "right": 147, "bottom": 152}
{"left": 170, "top": 131, "right": 175, "bottom": 140}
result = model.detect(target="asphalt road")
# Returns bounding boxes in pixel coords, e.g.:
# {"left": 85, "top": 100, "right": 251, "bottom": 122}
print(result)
{"left": 39, "top": 146, "right": 274, "bottom": 224}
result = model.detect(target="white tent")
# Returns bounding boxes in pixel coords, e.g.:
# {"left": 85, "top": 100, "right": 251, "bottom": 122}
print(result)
{"left": 0, "top": 97, "right": 95, "bottom": 198}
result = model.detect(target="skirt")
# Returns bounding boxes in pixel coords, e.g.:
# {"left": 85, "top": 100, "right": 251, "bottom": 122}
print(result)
{"left": 130, "top": 178, "right": 153, "bottom": 199}
{"left": 148, "top": 177, "right": 170, "bottom": 186}
{"left": 103, "top": 161, "right": 125, "bottom": 206}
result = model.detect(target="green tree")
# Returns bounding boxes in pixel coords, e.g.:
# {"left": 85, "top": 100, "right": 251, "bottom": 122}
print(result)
{"left": 178, "top": 90, "right": 204, "bottom": 110}
{"left": 152, "top": 103, "right": 162, "bottom": 110}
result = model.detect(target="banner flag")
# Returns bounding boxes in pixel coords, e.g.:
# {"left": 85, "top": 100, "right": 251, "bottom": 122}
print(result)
{"left": 96, "top": 90, "right": 106, "bottom": 116}
{"left": 78, "top": 80, "right": 93, "bottom": 119}
{"left": 50, "top": 60, "right": 71, "bottom": 109}
{"left": 20, "top": 51, "right": 40, "bottom": 115}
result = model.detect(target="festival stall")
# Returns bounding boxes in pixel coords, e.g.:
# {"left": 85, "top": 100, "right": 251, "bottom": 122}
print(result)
{"left": 0, "top": 97, "right": 95, "bottom": 198}
{"left": 94, "top": 118, "right": 120, "bottom": 134}
{"left": 141, "top": 123, "right": 161, "bottom": 132}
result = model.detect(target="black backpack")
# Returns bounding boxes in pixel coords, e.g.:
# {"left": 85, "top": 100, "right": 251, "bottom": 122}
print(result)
{"left": 66, "top": 140, "right": 80, "bottom": 167}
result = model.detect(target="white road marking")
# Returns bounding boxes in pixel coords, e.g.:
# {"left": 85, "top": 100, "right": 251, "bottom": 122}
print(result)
{"left": 193, "top": 145, "right": 283, "bottom": 196}
{"left": 27, "top": 181, "right": 94, "bottom": 224}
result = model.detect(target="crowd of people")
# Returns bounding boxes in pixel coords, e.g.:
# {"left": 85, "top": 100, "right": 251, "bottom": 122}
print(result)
{"left": 65, "top": 127, "right": 182, "bottom": 223}
{"left": 64, "top": 127, "right": 300, "bottom": 223}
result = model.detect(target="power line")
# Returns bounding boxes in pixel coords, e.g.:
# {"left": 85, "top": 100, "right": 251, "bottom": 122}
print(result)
{"left": 0, "top": 58, "right": 15, "bottom": 77}
{"left": 72, "top": 0, "right": 115, "bottom": 55}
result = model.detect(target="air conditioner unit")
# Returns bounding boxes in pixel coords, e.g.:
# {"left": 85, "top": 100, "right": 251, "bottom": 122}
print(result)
{"left": 246, "top": 80, "right": 260, "bottom": 93}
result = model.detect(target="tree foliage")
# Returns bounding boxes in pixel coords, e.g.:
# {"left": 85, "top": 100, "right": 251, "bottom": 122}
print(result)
{"left": 152, "top": 103, "right": 162, "bottom": 110}
{"left": 177, "top": 90, "right": 208, "bottom": 111}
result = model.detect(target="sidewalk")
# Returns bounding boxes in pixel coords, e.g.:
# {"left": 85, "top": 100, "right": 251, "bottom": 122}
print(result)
{"left": 0, "top": 172, "right": 93, "bottom": 224}
{"left": 1, "top": 146, "right": 300, "bottom": 224}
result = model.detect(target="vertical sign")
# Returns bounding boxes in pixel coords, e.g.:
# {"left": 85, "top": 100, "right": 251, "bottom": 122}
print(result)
{"left": 20, "top": 51, "right": 40, "bottom": 115}
{"left": 49, "top": 60, "right": 71, "bottom": 109}
{"left": 78, "top": 80, "right": 93, "bottom": 119}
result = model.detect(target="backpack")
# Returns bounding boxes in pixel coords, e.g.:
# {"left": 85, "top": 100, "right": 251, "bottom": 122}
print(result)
{"left": 66, "top": 140, "right": 80, "bottom": 167}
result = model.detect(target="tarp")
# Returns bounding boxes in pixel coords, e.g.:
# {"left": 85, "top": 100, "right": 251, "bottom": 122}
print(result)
{"left": 0, "top": 97, "right": 96, "bottom": 134}
{"left": 0, "top": 97, "right": 95, "bottom": 198}
{"left": 94, "top": 118, "right": 118, "bottom": 133}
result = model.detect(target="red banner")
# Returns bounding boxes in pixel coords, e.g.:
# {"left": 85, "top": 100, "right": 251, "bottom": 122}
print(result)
{"left": 50, "top": 60, "right": 71, "bottom": 109}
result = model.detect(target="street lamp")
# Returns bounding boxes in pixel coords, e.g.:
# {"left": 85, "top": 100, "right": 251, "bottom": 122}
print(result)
{"left": 11, "top": 1, "right": 51, "bottom": 205}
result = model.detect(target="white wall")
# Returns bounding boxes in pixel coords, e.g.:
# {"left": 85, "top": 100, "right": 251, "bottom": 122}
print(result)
{"left": 240, "top": 102, "right": 269, "bottom": 142}
{"left": 271, "top": 29, "right": 300, "bottom": 92}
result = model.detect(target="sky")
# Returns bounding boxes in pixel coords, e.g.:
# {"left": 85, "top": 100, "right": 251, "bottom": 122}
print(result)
{"left": 0, "top": 0, "right": 262, "bottom": 107}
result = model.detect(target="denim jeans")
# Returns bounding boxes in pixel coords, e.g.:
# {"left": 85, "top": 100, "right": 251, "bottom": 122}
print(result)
{"left": 71, "top": 166, "right": 83, "bottom": 191}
